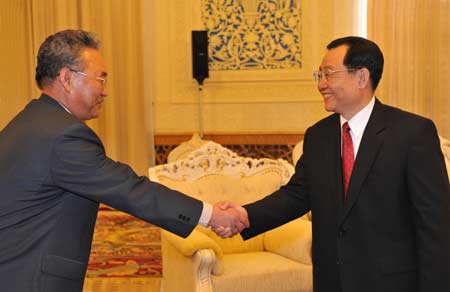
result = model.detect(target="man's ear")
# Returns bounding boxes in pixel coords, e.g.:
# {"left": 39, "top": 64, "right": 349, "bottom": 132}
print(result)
{"left": 357, "top": 68, "right": 370, "bottom": 89}
{"left": 58, "top": 67, "right": 73, "bottom": 92}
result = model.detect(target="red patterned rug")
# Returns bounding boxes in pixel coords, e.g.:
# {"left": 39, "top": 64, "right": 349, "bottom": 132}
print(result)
{"left": 86, "top": 210, "right": 162, "bottom": 278}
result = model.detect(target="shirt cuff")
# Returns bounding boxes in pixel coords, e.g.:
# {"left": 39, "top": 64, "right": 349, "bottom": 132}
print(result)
{"left": 198, "top": 202, "right": 213, "bottom": 227}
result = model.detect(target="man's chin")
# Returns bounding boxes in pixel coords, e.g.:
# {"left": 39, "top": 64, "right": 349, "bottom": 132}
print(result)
{"left": 91, "top": 105, "right": 103, "bottom": 118}
{"left": 324, "top": 103, "right": 335, "bottom": 113}
{"left": 88, "top": 111, "right": 101, "bottom": 120}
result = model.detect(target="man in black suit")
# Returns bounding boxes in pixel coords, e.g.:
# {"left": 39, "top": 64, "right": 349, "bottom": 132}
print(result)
{"left": 216, "top": 36, "right": 450, "bottom": 292}
{"left": 0, "top": 29, "right": 247, "bottom": 292}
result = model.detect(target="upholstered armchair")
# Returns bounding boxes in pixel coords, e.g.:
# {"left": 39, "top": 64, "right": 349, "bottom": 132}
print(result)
{"left": 149, "top": 140, "right": 313, "bottom": 292}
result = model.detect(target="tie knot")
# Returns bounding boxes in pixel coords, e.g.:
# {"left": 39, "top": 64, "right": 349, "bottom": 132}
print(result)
{"left": 343, "top": 122, "right": 350, "bottom": 132}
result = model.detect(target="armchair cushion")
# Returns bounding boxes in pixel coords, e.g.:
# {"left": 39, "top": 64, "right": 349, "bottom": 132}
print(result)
{"left": 264, "top": 218, "right": 312, "bottom": 265}
{"left": 203, "top": 227, "right": 265, "bottom": 254}
{"left": 212, "top": 252, "right": 312, "bottom": 292}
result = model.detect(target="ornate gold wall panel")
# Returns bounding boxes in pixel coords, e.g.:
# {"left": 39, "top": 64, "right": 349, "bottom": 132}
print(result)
{"left": 202, "top": 0, "right": 302, "bottom": 70}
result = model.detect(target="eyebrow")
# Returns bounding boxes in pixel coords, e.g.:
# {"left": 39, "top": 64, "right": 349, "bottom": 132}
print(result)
{"left": 319, "top": 65, "right": 344, "bottom": 71}
{"left": 319, "top": 65, "right": 334, "bottom": 70}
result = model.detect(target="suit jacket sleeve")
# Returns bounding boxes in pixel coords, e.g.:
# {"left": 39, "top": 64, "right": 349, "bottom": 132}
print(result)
{"left": 48, "top": 122, "right": 203, "bottom": 238}
{"left": 241, "top": 128, "right": 313, "bottom": 240}
{"left": 406, "top": 120, "right": 450, "bottom": 290}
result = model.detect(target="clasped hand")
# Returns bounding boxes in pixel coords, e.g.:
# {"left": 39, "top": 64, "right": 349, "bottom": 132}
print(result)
{"left": 208, "top": 201, "right": 249, "bottom": 238}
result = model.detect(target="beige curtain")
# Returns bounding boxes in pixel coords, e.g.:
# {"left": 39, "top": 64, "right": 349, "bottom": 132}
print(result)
{"left": 0, "top": 1, "right": 36, "bottom": 128}
{"left": 368, "top": 0, "right": 450, "bottom": 139}
{"left": 0, "top": 0, "right": 153, "bottom": 175}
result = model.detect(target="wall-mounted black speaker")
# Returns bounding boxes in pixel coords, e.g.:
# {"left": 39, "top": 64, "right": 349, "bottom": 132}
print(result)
{"left": 192, "top": 30, "right": 209, "bottom": 85}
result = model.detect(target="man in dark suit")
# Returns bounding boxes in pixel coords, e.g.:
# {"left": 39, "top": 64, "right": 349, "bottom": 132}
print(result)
{"left": 216, "top": 36, "right": 450, "bottom": 292}
{"left": 0, "top": 29, "right": 247, "bottom": 292}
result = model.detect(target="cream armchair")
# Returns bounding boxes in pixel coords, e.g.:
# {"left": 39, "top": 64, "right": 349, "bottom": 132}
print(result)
{"left": 149, "top": 141, "right": 313, "bottom": 292}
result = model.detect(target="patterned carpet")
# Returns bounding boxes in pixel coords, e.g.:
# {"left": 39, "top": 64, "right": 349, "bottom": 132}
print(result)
{"left": 83, "top": 210, "right": 162, "bottom": 291}
{"left": 87, "top": 210, "right": 162, "bottom": 278}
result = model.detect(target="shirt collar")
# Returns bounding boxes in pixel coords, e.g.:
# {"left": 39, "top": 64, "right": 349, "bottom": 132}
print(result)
{"left": 57, "top": 101, "right": 72, "bottom": 114}
{"left": 340, "top": 97, "right": 375, "bottom": 138}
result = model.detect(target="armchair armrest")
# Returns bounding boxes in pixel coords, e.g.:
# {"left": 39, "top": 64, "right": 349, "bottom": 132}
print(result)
{"left": 162, "top": 227, "right": 224, "bottom": 259}
{"left": 263, "top": 218, "right": 312, "bottom": 265}
{"left": 161, "top": 229, "right": 224, "bottom": 292}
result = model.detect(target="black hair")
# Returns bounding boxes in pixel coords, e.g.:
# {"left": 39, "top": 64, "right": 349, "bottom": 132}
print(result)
{"left": 35, "top": 29, "right": 100, "bottom": 89}
{"left": 327, "top": 36, "right": 384, "bottom": 90}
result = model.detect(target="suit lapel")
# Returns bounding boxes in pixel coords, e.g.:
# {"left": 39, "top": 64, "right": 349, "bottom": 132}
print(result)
{"left": 339, "top": 99, "right": 387, "bottom": 225}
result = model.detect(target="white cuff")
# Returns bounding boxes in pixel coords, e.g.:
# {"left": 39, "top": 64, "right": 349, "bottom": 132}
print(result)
{"left": 198, "top": 202, "right": 213, "bottom": 227}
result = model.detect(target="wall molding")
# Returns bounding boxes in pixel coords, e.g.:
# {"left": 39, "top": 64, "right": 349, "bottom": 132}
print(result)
{"left": 155, "top": 133, "right": 304, "bottom": 145}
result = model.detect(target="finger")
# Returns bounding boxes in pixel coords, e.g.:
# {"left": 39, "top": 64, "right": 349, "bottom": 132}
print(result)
{"left": 218, "top": 201, "right": 234, "bottom": 210}
{"left": 212, "top": 225, "right": 225, "bottom": 233}
{"left": 230, "top": 224, "right": 239, "bottom": 235}
{"left": 238, "top": 207, "right": 250, "bottom": 228}
{"left": 241, "top": 217, "right": 250, "bottom": 228}
{"left": 214, "top": 201, "right": 230, "bottom": 210}
{"left": 218, "top": 228, "right": 232, "bottom": 238}
{"left": 219, "top": 226, "right": 231, "bottom": 234}
{"left": 221, "top": 230, "right": 233, "bottom": 238}
{"left": 237, "top": 214, "right": 249, "bottom": 228}
{"left": 234, "top": 221, "right": 245, "bottom": 232}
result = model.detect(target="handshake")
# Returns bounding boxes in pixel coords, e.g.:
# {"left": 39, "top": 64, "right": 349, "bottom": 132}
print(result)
{"left": 208, "top": 201, "right": 249, "bottom": 238}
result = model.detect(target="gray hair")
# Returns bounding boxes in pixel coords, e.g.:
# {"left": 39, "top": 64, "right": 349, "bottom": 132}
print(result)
{"left": 35, "top": 29, "right": 101, "bottom": 89}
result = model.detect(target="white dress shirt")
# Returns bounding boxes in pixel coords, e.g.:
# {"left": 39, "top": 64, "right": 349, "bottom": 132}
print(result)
{"left": 340, "top": 97, "right": 376, "bottom": 158}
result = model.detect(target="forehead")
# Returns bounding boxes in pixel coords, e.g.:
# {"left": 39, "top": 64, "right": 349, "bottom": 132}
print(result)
{"left": 80, "top": 48, "right": 106, "bottom": 73}
{"left": 320, "top": 45, "right": 349, "bottom": 69}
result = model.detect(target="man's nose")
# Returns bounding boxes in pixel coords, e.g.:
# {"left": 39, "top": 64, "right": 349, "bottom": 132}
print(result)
{"left": 317, "top": 78, "right": 328, "bottom": 90}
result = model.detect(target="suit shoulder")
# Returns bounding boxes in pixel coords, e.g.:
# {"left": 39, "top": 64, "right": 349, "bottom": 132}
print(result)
{"left": 0, "top": 96, "right": 91, "bottom": 146}
{"left": 376, "top": 103, "right": 441, "bottom": 150}
{"left": 382, "top": 103, "right": 434, "bottom": 127}
{"left": 307, "top": 113, "right": 339, "bottom": 133}
{"left": 61, "top": 123, "right": 102, "bottom": 146}
{"left": 383, "top": 105, "right": 437, "bottom": 135}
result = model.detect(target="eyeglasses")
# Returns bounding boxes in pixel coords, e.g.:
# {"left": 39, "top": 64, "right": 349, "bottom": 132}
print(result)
{"left": 312, "top": 68, "right": 358, "bottom": 83}
{"left": 70, "top": 70, "right": 107, "bottom": 86}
